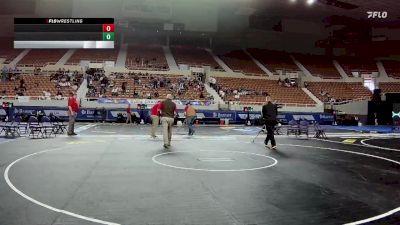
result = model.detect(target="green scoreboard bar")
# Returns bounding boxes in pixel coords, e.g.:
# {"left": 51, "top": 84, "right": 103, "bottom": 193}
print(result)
{"left": 14, "top": 18, "right": 115, "bottom": 49}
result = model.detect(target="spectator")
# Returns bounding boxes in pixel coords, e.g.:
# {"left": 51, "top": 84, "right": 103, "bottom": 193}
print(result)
{"left": 160, "top": 94, "right": 176, "bottom": 149}
{"left": 150, "top": 101, "right": 161, "bottom": 138}
{"left": 67, "top": 91, "right": 79, "bottom": 136}
{"left": 126, "top": 104, "right": 132, "bottom": 124}
{"left": 184, "top": 103, "right": 197, "bottom": 136}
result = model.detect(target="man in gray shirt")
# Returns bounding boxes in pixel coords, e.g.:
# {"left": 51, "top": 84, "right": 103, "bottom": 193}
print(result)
{"left": 159, "top": 94, "right": 176, "bottom": 149}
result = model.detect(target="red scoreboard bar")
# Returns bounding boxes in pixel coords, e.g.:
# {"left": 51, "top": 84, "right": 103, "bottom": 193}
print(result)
{"left": 14, "top": 18, "right": 115, "bottom": 49}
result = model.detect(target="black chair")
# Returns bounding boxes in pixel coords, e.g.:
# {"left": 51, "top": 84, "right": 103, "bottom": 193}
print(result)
{"left": 287, "top": 120, "right": 300, "bottom": 137}
{"left": 28, "top": 116, "right": 44, "bottom": 139}
{"left": 14, "top": 116, "right": 28, "bottom": 135}
{"left": 0, "top": 121, "right": 19, "bottom": 138}
{"left": 41, "top": 116, "right": 56, "bottom": 138}
{"left": 299, "top": 120, "right": 309, "bottom": 138}
{"left": 314, "top": 122, "right": 327, "bottom": 139}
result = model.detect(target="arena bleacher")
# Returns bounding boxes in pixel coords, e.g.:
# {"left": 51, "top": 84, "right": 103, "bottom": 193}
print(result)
{"left": 336, "top": 56, "right": 378, "bottom": 77}
{"left": 213, "top": 77, "right": 316, "bottom": 106}
{"left": 306, "top": 82, "right": 372, "bottom": 103}
{"left": 219, "top": 50, "right": 265, "bottom": 76}
{"left": 247, "top": 49, "right": 299, "bottom": 75}
{"left": 381, "top": 60, "right": 400, "bottom": 79}
{"left": 0, "top": 38, "right": 23, "bottom": 64}
{"left": 18, "top": 50, "right": 67, "bottom": 67}
{"left": 125, "top": 44, "right": 168, "bottom": 70}
{"left": 294, "top": 53, "right": 341, "bottom": 79}
{"left": 67, "top": 49, "right": 119, "bottom": 65}
{"left": 171, "top": 46, "right": 222, "bottom": 70}
{"left": 379, "top": 82, "right": 400, "bottom": 93}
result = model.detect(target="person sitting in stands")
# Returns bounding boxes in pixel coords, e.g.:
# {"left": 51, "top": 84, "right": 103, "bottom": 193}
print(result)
{"left": 122, "top": 82, "right": 127, "bottom": 94}
{"left": 111, "top": 87, "right": 119, "bottom": 96}
{"left": 277, "top": 78, "right": 283, "bottom": 86}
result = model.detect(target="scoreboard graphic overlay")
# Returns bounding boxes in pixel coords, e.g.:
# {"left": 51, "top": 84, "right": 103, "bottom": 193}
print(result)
{"left": 14, "top": 18, "right": 114, "bottom": 49}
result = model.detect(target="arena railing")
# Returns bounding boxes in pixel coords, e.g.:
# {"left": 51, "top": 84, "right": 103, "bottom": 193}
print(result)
{"left": 1, "top": 96, "right": 68, "bottom": 101}
{"left": 228, "top": 101, "right": 317, "bottom": 107}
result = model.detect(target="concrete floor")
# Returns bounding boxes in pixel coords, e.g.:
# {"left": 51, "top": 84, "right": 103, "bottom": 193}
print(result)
{"left": 0, "top": 124, "right": 399, "bottom": 225}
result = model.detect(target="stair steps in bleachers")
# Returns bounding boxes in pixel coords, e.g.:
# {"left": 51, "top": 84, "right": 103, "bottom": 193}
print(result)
{"left": 205, "top": 48, "right": 233, "bottom": 73}
{"left": 56, "top": 49, "right": 76, "bottom": 66}
{"left": 162, "top": 46, "right": 178, "bottom": 70}
{"left": 116, "top": 44, "right": 127, "bottom": 67}
{"left": 301, "top": 88, "right": 323, "bottom": 106}
{"left": 204, "top": 83, "right": 225, "bottom": 105}
{"left": 9, "top": 49, "right": 30, "bottom": 66}
{"left": 243, "top": 49, "right": 273, "bottom": 76}
{"left": 333, "top": 60, "right": 348, "bottom": 79}
{"left": 376, "top": 60, "right": 389, "bottom": 79}
{"left": 291, "top": 55, "right": 313, "bottom": 78}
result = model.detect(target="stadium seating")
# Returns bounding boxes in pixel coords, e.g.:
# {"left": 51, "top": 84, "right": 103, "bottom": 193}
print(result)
{"left": 306, "top": 82, "right": 371, "bottom": 102}
{"left": 219, "top": 50, "right": 265, "bottom": 75}
{"left": 379, "top": 82, "right": 400, "bottom": 93}
{"left": 125, "top": 45, "right": 168, "bottom": 70}
{"left": 294, "top": 54, "right": 341, "bottom": 79}
{"left": 18, "top": 50, "right": 67, "bottom": 67}
{"left": 87, "top": 74, "right": 207, "bottom": 101}
{"left": 0, "top": 38, "right": 22, "bottom": 64}
{"left": 247, "top": 49, "right": 299, "bottom": 75}
{"left": 213, "top": 77, "right": 315, "bottom": 105}
{"left": 171, "top": 46, "right": 222, "bottom": 70}
{"left": 67, "top": 49, "right": 119, "bottom": 64}
{"left": 336, "top": 56, "right": 378, "bottom": 77}
{"left": 0, "top": 73, "right": 82, "bottom": 98}
{"left": 381, "top": 60, "right": 400, "bottom": 79}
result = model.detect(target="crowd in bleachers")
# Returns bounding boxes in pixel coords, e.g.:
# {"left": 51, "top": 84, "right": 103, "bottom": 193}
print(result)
{"left": 86, "top": 71, "right": 211, "bottom": 101}
{"left": 0, "top": 67, "right": 83, "bottom": 99}
{"left": 211, "top": 77, "right": 314, "bottom": 105}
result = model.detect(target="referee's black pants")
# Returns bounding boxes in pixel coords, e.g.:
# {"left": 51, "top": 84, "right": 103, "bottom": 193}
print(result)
{"left": 264, "top": 124, "right": 276, "bottom": 147}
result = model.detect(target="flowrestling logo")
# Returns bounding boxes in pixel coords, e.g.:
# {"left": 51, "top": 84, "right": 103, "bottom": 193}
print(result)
{"left": 393, "top": 111, "right": 400, "bottom": 119}
{"left": 367, "top": 11, "right": 388, "bottom": 19}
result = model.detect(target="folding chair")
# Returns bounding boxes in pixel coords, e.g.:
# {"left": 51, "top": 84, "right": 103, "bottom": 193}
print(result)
{"left": 287, "top": 120, "right": 300, "bottom": 137}
{"left": 28, "top": 116, "right": 44, "bottom": 139}
{"left": 314, "top": 122, "right": 327, "bottom": 139}
{"left": 14, "top": 116, "right": 28, "bottom": 135}
{"left": 0, "top": 121, "right": 19, "bottom": 138}
{"left": 299, "top": 120, "right": 309, "bottom": 138}
{"left": 41, "top": 116, "right": 56, "bottom": 138}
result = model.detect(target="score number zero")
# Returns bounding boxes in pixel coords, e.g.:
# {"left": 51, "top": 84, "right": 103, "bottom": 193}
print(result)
{"left": 102, "top": 24, "right": 115, "bottom": 41}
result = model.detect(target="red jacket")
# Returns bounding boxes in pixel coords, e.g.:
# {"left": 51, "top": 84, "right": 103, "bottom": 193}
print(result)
{"left": 151, "top": 103, "right": 161, "bottom": 116}
{"left": 68, "top": 97, "right": 79, "bottom": 113}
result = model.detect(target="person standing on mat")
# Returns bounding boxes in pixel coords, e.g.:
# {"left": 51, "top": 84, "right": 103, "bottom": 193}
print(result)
{"left": 150, "top": 101, "right": 161, "bottom": 138}
{"left": 160, "top": 94, "right": 176, "bottom": 149}
{"left": 126, "top": 104, "right": 132, "bottom": 124}
{"left": 67, "top": 91, "right": 79, "bottom": 136}
{"left": 262, "top": 96, "right": 278, "bottom": 149}
{"left": 184, "top": 102, "right": 197, "bottom": 136}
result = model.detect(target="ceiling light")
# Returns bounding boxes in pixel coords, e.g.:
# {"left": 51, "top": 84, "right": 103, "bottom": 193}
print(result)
{"left": 307, "top": 0, "right": 316, "bottom": 5}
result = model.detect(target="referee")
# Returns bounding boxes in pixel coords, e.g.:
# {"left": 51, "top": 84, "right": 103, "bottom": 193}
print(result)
{"left": 262, "top": 96, "right": 278, "bottom": 149}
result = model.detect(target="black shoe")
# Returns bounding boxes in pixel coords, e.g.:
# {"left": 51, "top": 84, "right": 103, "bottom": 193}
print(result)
{"left": 72, "top": 133, "right": 78, "bottom": 135}
{"left": 163, "top": 144, "right": 169, "bottom": 149}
